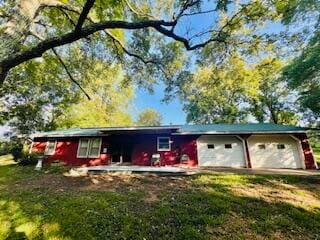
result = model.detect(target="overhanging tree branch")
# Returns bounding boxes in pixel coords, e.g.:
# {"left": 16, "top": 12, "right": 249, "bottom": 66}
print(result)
{"left": 74, "top": 0, "right": 95, "bottom": 32}
{"left": 29, "top": 30, "right": 91, "bottom": 99}
{"left": 1, "top": 0, "right": 251, "bottom": 84}
{"left": 51, "top": 48, "right": 91, "bottom": 100}
{"left": 0, "top": 19, "right": 176, "bottom": 84}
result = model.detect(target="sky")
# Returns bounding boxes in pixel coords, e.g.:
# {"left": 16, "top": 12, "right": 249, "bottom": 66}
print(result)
{"left": 133, "top": 84, "right": 187, "bottom": 125}
{"left": 132, "top": 1, "right": 218, "bottom": 125}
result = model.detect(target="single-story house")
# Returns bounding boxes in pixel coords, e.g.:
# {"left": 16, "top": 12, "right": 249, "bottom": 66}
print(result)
{"left": 30, "top": 124, "right": 318, "bottom": 169}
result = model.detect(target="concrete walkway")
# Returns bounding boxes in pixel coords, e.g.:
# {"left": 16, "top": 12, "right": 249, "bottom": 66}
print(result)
{"left": 72, "top": 165, "right": 320, "bottom": 176}
{"left": 197, "top": 167, "right": 320, "bottom": 176}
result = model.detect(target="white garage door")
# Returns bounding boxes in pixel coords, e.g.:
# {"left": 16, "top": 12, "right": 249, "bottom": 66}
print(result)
{"left": 248, "top": 135, "right": 303, "bottom": 169}
{"left": 197, "top": 135, "right": 246, "bottom": 167}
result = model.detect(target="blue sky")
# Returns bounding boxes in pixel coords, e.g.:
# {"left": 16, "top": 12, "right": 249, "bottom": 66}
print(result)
{"left": 133, "top": 84, "right": 187, "bottom": 125}
{"left": 132, "top": 2, "right": 219, "bottom": 125}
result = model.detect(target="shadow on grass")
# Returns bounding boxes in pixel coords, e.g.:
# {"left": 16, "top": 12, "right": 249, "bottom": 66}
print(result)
{"left": 0, "top": 163, "right": 319, "bottom": 239}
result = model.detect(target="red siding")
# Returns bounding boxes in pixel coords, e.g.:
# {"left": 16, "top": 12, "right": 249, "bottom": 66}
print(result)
{"left": 294, "top": 134, "right": 317, "bottom": 170}
{"left": 31, "top": 135, "right": 198, "bottom": 167}
{"left": 131, "top": 135, "right": 198, "bottom": 166}
{"left": 32, "top": 138, "right": 110, "bottom": 166}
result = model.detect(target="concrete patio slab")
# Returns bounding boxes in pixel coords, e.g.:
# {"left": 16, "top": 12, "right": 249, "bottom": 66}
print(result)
{"left": 76, "top": 165, "right": 189, "bottom": 175}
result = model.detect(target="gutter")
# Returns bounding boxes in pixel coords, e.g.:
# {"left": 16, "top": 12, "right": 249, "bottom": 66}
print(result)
{"left": 172, "top": 131, "right": 307, "bottom": 135}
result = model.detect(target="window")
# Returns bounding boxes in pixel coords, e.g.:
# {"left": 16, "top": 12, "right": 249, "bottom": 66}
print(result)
{"left": 89, "top": 138, "right": 101, "bottom": 157}
{"left": 207, "top": 144, "right": 215, "bottom": 149}
{"left": 157, "top": 137, "right": 171, "bottom": 151}
{"left": 277, "top": 144, "right": 285, "bottom": 150}
{"left": 225, "top": 144, "right": 232, "bottom": 149}
{"left": 77, "top": 138, "right": 102, "bottom": 158}
{"left": 45, "top": 140, "right": 56, "bottom": 155}
{"left": 258, "top": 144, "right": 266, "bottom": 150}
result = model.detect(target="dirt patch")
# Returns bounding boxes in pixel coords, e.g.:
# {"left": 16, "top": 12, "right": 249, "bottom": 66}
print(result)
{"left": 6, "top": 171, "right": 192, "bottom": 202}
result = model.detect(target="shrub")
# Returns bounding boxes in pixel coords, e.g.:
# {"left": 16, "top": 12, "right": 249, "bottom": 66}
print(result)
{"left": 0, "top": 138, "right": 24, "bottom": 160}
{"left": 18, "top": 152, "right": 44, "bottom": 166}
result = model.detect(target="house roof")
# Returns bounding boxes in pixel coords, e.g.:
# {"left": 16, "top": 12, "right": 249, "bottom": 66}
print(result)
{"left": 32, "top": 123, "right": 308, "bottom": 138}
{"left": 174, "top": 123, "right": 307, "bottom": 135}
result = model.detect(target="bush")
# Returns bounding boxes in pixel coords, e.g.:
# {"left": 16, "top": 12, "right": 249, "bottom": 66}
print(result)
{"left": 0, "top": 138, "right": 24, "bottom": 159}
{"left": 18, "top": 152, "right": 43, "bottom": 166}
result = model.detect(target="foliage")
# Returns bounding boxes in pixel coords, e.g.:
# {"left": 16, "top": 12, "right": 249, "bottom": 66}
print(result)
{"left": 0, "top": 137, "right": 24, "bottom": 160}
{"left": 136, "top": 108, "right": 162, "bottom": 126}
{"left": 0, "top": 54, "right": 78, "bottom": 134}
{"left": 283, "top": 32, "right": 320, "bottom": 117}
{"left": 176, "top": 54, "right": 299, "bottom": 124}
{"left": 249, "top": 57, "right": 299, "bottom": 124}
{"left": 178, "top": 54, "right": 254, "bottom": 123}
{"left": 56, "top": 62, "right": 134, "bottom": 128}
{"left": 17, "top": 152, "right": 43, "bottom": 166}
{"left": 278, "top": 0, "right": 320, "bottom": 118}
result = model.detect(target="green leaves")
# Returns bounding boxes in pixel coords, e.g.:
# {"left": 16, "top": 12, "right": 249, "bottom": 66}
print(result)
{"left": 136, "top": 108, "right": 162, "bottom": 126}
{"left": 55, "top": 62, "right": 134, "bottom": 128}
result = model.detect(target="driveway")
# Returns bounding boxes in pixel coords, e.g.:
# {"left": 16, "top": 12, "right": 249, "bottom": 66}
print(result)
{"left": 197, "top": 167, "right": 320, "bottom": 176}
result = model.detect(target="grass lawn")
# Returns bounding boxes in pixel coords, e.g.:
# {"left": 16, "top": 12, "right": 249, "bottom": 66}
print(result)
{"left": 313, "top": 147, "right": 320, "bottom": 166}
{"left": 0, "top": 155, "right": 320, "bottom": 240}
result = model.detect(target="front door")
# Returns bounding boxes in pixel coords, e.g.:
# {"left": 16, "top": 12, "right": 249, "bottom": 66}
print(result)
{"left": 110, "top": 139, "right": 133, "bottom": 164}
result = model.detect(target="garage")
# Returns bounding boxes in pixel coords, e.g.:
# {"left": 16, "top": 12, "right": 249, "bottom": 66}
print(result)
{"left": 248, "top": 135, "right": 303, "bottom": 169}
{"left": 197, "top": 135, "right": 246, "bottom": 167}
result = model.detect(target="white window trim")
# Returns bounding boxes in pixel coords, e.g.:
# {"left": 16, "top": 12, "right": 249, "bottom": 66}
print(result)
{"left": 77, "top": 138, "right": 102, "bottom": 158}
{"left": 44, "top": 140, "right": 57, "bottom": 156}
{"left": 157, "top": 137, "right": 171, "bottom": 151}
{"left": 88, "top": 138, "right": 102, "bottom": 158}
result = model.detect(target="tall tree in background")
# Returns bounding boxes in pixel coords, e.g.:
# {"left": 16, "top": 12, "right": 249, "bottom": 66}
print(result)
{"left": 249, "top": 57, "right": 299, "bottom": 124}
{"left": 0, "top": 54, "right": 79, "bottom": 134}
{"left": 175, "top": 55, "right": 299, "bottom": 124}
{"left": 176, "top": 54, "right": 255, "bottom": 124}
{"left": 0, "top": 53, "right": 134, "bottom": 133}
{"left": 56, "top": 62, "right": 134, "bottom": 128}
{"left": 136, "top": 108, "right": 162, "bottom": 126}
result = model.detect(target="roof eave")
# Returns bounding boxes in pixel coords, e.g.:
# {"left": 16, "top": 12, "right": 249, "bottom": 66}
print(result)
{"left": 172, "top": 130, "right": 307, "bottom": 135}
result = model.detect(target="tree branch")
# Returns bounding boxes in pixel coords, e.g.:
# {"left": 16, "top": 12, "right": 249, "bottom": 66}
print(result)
{"left": 29, "top": 30, "right": 91, "bottom": 99}
{"left": 123, "top": 0, "right": 157, "bottom": 20}
{"left": 51, "top": 48, "right": 91, "bottom": 100}
{"left": 0, "top": 19, "right": 176, "bottom": 84}
{"left": 105, "top": 30, "right": 159, "bottom": 65}
{"left": 74, "top": 0, "right": 95, "bottom": 32}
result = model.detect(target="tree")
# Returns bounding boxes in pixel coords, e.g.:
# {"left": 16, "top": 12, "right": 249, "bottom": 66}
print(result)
{"left": 0, "top": 52, "right": 134, "bottom": 133}
{"left": 56, "top": 62, "right": 134, "bottom": 128}
{"left": 175, "top": 54, "right": 299, "bottom": 124}
{"left": 0, "top": 0, "right": 279, "bottom": 86}
{"left": 283, "top": 32, "right": 320, "bottom": 117}
{"left": 249, "top": 57, "right": 299, "bottom": 124}
{"left": 0, "top": 54, "right": 79, "bottom": 134}
{"left": 136, "top": 108, "right": 162, "bottom": 126}
{"left": 277, "top": 0, "right": 320, "bottom": 118}
{"left": 175, "top": 54, "right": 255, "bottom": 124}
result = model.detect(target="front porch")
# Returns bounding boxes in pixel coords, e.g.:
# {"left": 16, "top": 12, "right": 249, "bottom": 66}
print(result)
{"left": 76, "top": 165, "right": 189, "bottom": 175}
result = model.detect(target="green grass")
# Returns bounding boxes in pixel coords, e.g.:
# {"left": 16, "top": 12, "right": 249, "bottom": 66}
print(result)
{"left": 313, "top": 147, "right": 320, "bottom": 166}
{"left": 0, "top": 155, "right": 320, "bottom": 239}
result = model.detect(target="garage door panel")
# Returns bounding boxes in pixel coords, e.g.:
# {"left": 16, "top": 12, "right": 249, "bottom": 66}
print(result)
{"left": 249, "top": 135, "right": 302, "bottom": 169}
{"left": 197, "top": 136, "right": 245, "bottom": 167}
